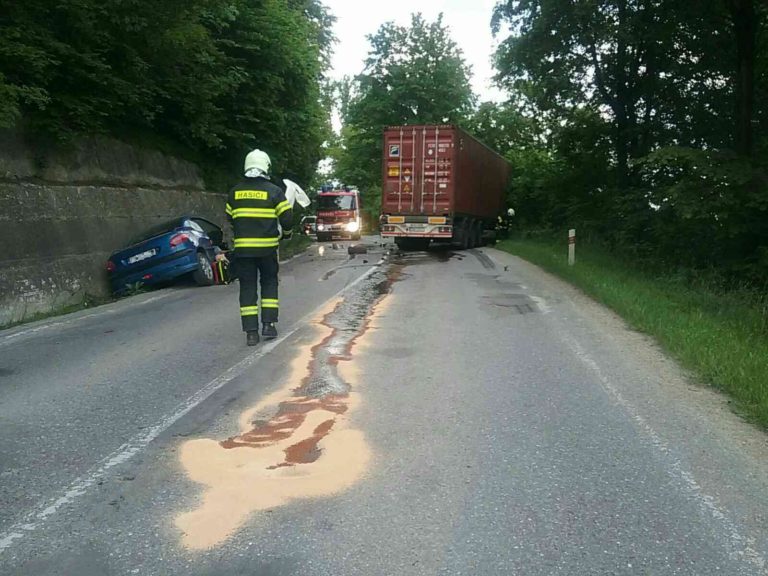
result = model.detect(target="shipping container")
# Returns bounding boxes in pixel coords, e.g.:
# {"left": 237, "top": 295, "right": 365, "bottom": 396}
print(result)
{"left": 380, "top": 125, "right": 511, "bottom": 250}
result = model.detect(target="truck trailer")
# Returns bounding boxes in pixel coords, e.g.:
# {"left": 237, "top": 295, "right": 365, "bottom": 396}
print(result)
{"left": 379, "top": 125, "right": 511, "bottom": 250}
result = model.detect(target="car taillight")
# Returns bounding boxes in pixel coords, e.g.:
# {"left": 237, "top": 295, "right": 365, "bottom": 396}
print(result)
{"left": 106, "top": 260, "right": 116, "bottom": 272}
{"left": 170, "top": 233, "right": 189, "bottom": 247}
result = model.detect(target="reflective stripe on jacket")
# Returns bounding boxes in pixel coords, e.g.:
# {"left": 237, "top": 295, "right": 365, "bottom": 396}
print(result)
{"left": 226, "top": 176, "right": 294, "bottom": 257}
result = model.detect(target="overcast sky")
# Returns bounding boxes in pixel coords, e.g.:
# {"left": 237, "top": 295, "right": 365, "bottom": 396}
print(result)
{"left": 323, "top": 0, "right": 507, "bottom": 104}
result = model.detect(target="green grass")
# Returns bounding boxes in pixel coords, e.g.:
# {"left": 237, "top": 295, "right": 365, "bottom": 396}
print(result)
{"left": 279, "top": 234, "right": 313, "bottom": 261}
{"left": 497, "top": 238, "right": 768, "bottom": 428}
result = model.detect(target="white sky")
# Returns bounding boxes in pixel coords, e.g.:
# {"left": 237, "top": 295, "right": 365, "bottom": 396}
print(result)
{"left": 323, "top": 0, "right": 507, "bottom": 104}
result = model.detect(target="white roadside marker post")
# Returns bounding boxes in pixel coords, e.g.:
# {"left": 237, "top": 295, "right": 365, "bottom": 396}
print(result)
{"left": 568, "top": 229, "right": 576, "bottom": 266}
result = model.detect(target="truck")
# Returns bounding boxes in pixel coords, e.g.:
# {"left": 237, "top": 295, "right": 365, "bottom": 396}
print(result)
{"left": 379, "top": 125, "right": 511, "bottom": 250}
{"left": 316, "top": 186, "right": 362, "bottom": 241}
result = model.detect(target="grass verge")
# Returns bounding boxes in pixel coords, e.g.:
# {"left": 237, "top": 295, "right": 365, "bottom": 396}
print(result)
{"left": 497, "top": 238, "right": 768, "bottom": 428}
{"left": 279, "top": 234, "right": 313, "bottom": 261}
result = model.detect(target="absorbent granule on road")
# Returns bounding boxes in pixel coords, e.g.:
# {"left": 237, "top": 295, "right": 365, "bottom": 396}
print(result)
{"left": 174, "top": 267, "right": 398, "bottom": 551}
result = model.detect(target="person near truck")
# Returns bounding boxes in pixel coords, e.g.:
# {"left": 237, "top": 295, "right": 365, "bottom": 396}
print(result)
{"left": 223, "top": 149, "right": 293, "bottom": 346}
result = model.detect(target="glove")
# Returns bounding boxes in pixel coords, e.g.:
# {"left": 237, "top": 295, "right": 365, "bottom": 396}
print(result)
{"left": 281, "top": 229, "right": 293, "bottom": 241}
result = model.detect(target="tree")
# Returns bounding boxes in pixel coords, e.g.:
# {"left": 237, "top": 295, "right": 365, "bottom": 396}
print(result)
{"left": 490, "top": 0, "right": 768, "bottom": 281}
{"left": 203, "top": 0, "right": 335, "bottom": 182}
{"left": 0, "top": 0, "right": 335, "bottom": 185}
{"left": 333, "top": 13, "right": 475, "bottom": 220}
{"left": 496, "top": 1, "right": 703, "bottom": 185}
{"left": 727, "top": 0, "right": 758, "bottom": 156}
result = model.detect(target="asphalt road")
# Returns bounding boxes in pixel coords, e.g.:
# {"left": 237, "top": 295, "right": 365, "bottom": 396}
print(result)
{"left": 1, "top": 239, "right": 767, "bottom": 575}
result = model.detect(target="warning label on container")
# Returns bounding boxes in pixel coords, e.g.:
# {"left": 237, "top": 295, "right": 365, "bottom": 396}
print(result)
{"left": 389, "top": 145, "right": 400, "bottom": 157}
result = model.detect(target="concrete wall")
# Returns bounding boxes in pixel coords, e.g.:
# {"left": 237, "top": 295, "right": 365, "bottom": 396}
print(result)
{"left": 0, "top": 131, "right": 228, "bottom": 327}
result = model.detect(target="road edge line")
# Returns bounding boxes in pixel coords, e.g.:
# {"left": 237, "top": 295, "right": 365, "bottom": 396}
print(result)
{"left": 0, "top": 264, "right": 382, "bottom": 554}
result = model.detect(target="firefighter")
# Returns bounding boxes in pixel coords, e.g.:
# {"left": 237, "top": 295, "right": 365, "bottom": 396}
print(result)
{"left": 224, "top": 149, "right": 293, "bottom": 346}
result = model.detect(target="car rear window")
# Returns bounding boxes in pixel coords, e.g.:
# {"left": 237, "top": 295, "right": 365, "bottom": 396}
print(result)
{"left": 129, "top": 219, "right": 181, "bottom": 245}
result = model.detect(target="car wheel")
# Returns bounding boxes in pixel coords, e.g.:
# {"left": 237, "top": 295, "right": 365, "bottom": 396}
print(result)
{"left": 193, "top": 251, "right": 215, "bottom": 286}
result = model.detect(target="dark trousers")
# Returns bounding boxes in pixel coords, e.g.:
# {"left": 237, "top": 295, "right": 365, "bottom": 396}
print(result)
{"left": 236, "top": 253, "right": 279, "bottom": 332}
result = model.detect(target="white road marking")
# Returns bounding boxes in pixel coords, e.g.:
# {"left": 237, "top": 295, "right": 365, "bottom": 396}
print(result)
{"left": 529, "top": 295, "right": 551, "bottom": 314}
{"left": 561, "top": 332, "right": 767, "bottom": 574}
{"left": 478, "top": 246, "right": 766, "bottom": 573}
{"left": 0, "top": 265, "right": 380, "bottom": 554}
{"left": 318, "top": 259, "right": 385, "bottom": 282}
{"left": 0, "top": 291, "right": 177, "bottom": 346}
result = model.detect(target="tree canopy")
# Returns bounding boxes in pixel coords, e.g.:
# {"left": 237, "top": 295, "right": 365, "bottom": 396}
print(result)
{"left": 488, "top": 0, "right": 768, "bottom": 283}
{"left": 331, "top": 13, "right": 475, "bottom": 221}
{"left": 3, "top": 0, "right": 767, "bottom": 283}
{"left": 0, "top": 0, "right": 335, "bottom": 185}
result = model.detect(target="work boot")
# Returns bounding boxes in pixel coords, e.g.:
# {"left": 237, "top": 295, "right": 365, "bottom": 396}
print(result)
{"left": 246, "top": 331, "right": 260, "bottom": 346}
{"left": 262, "top": 322, "right": 278, "bottom": 340}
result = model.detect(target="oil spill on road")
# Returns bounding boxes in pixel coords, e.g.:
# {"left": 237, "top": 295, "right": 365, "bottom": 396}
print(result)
{"left": 390, "top": 245, "right": 495, "bottom": 270}
{"left": 467, "top": 249, "right": 496, "bottom": 270}
{"left": 391, "top": 245, "right": 464, "bottom": 267}
{"left": 174, "top": 265, "right": 401, "bottom": 551}
{"left": 320, "top": 262, "right": 378, "bottom": 282}
{"left": 319, "top": 243, "right": 386, "bottom": 281}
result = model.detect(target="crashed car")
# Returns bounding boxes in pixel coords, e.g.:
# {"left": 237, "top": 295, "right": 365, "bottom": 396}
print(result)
{"left": 300, "top": 215, "right": 317, "bottom": 235}
{"left": 106, "top": 216, "right": 225, "bottom": 294}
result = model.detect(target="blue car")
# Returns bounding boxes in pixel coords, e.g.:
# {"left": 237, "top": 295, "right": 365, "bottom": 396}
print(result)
{"left": 107, "top": 216, "right": 225, "bottom": 294}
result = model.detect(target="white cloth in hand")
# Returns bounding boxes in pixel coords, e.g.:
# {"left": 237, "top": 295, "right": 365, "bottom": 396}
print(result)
{"left": 283, "top": 179, "right": 311, "bottom": 208}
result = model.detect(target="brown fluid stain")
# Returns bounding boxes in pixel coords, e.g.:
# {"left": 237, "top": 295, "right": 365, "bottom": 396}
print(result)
{"left": 174, "top": 280, "right": 398, "bottom": 551}
{"left": 338, "top": 292, "right": 396, "bottom": 388}
{"left": 280, "top": 418, "right": 335, "bottom": 466}
{"left": 234, "top": 297, "right": 341, "bottom": 433}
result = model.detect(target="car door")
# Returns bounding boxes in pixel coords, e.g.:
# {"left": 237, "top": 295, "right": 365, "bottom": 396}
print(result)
{"left": 190, "top": 218, "right": 225, "bottom": 248}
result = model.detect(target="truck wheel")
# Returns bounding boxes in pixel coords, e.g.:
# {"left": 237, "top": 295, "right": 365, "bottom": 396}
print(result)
{"left": 459, "top": 220, "right": 472, "bottom": 250}
{"left": 193, "top": 251, "right": 215, "bottom": 286}
{"left": 473, "top": 223, "right": 484, "bottom": 247}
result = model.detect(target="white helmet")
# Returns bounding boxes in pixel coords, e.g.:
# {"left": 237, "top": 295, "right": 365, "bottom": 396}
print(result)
{"left": 244, "top": 149, "right": 271, "bottom": 175}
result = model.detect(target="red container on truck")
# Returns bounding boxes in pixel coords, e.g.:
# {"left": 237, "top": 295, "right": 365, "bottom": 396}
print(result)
{"left": 379, "top": 125, "right": 511, "bottom": 250}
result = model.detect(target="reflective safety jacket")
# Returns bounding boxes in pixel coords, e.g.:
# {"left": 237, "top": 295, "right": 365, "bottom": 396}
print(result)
{"left": 226, "top": 176, "right": 294, "bottom": 257}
